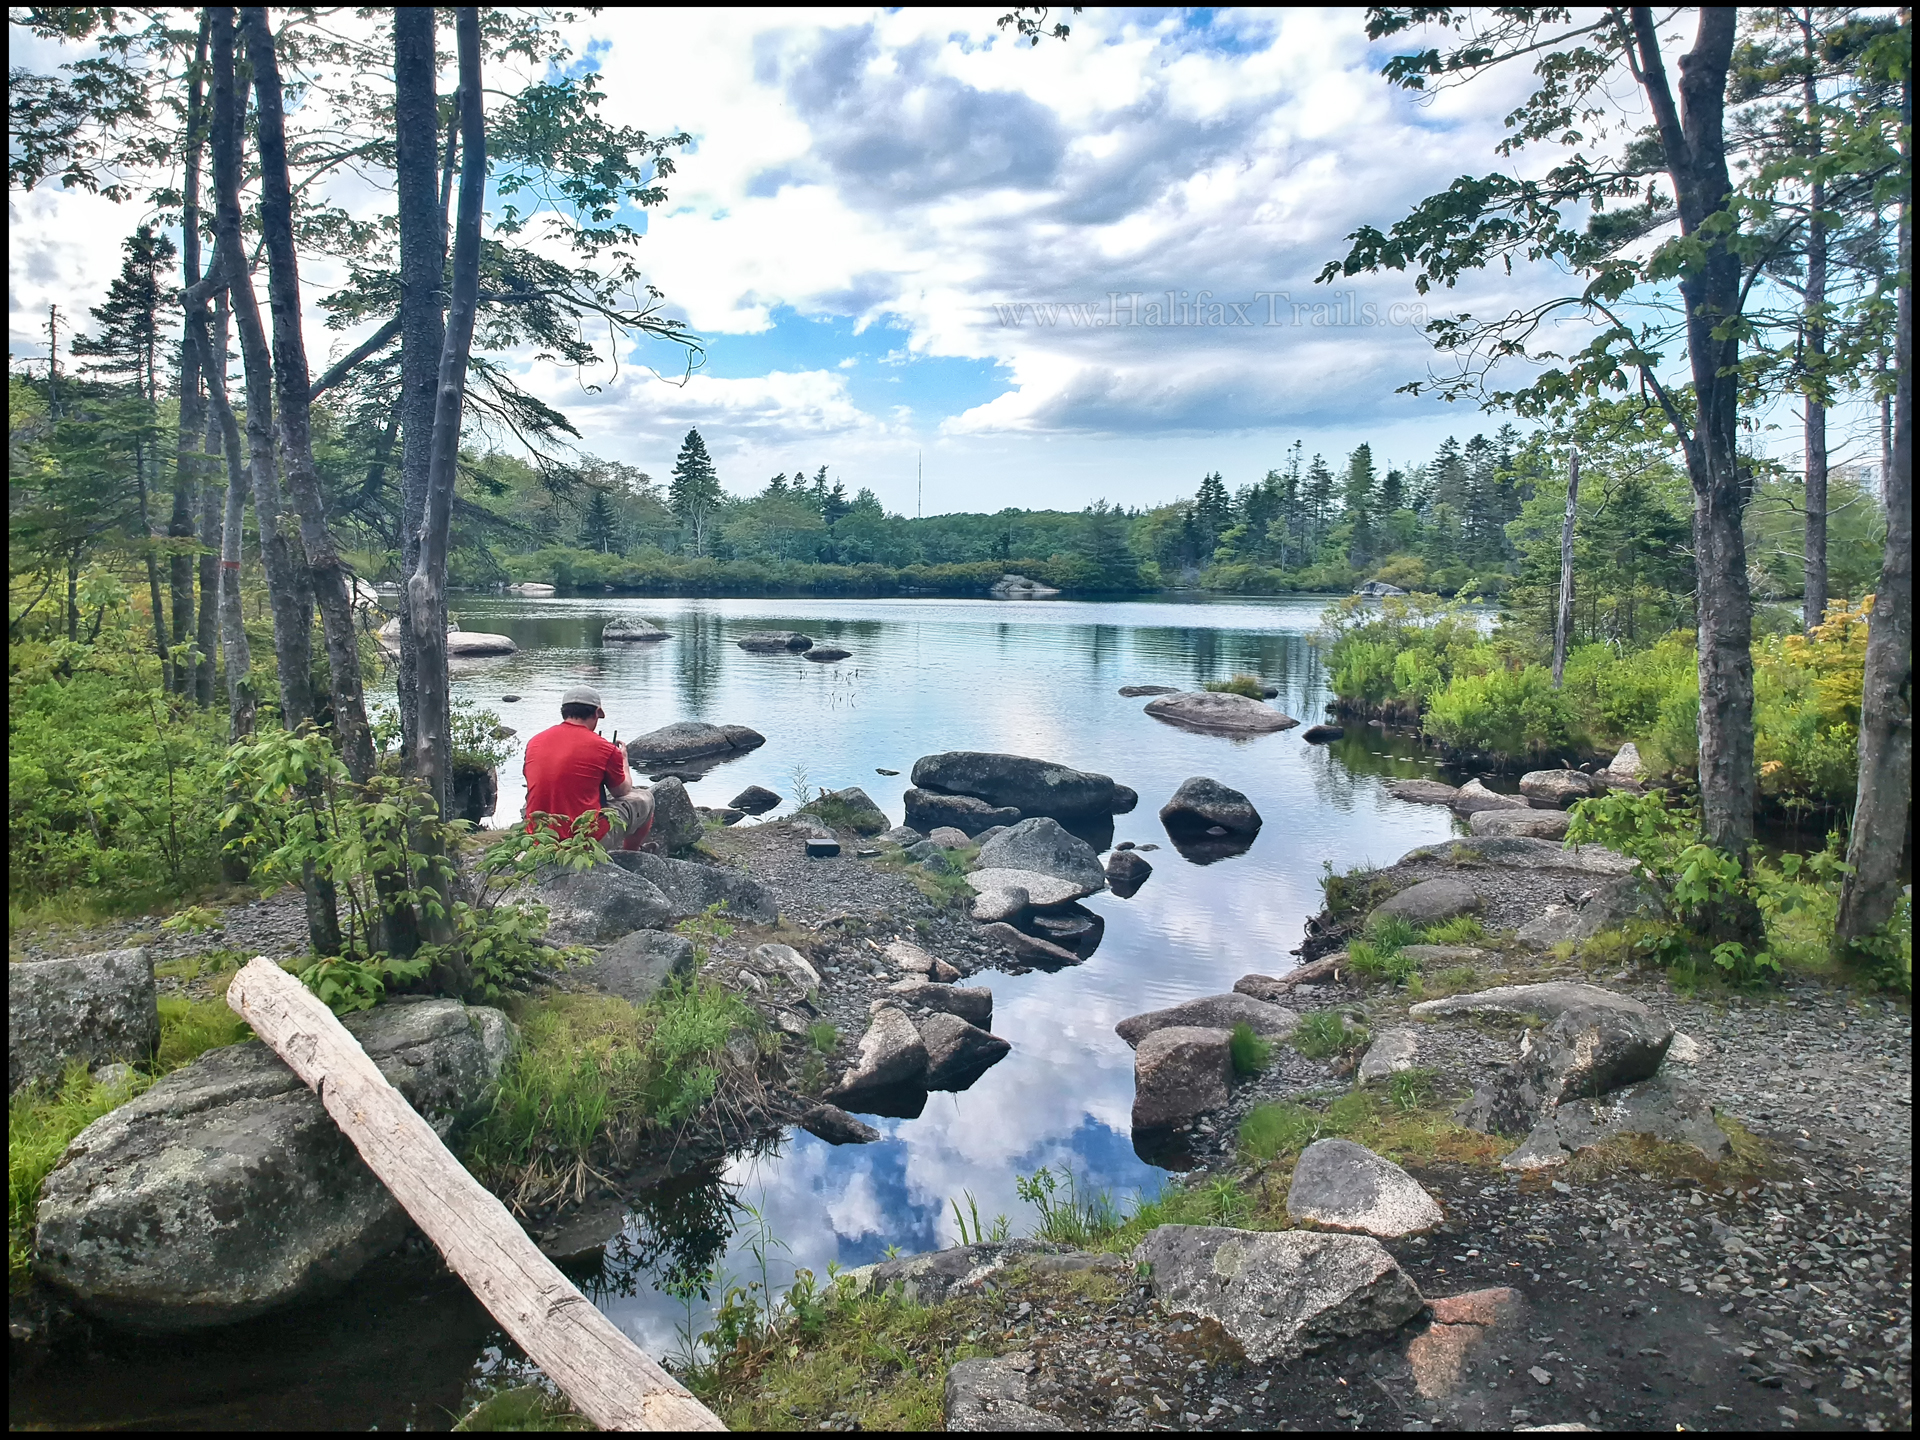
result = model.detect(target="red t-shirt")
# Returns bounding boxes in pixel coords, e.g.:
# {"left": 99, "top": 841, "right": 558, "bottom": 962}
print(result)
{"left": 523, "top": 722, "right": 628, "bottom": 839}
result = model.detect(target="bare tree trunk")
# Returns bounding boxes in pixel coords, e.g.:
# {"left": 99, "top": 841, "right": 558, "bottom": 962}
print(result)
{"left": 1802, "top": 39, "right": 1830, "bottom": 630}
{"left": 197, "top": 440, "right": 221, "bottom": 705}
{"left": 241, "top": 5, "right": 376, "bottom": 787}
{"left": 208, "top": 6, "right": 335, "bottom": 955}
{"left": 394, "top": 6, "right": 447, "bottom": 783}
{"left": 197, "top": 291, "right": 255, "bottom": 742}
{"left": 1835, "top": 104, "right": 1912, "bottom": 959}
{"left": 410, "top": 8, "right": 484, "bottom": 829}
{"left": 1552, "top": 450, "right": 1579, "bottom": 687}
{"left": 173, "top": 11, "right": 211, "bottom": 702}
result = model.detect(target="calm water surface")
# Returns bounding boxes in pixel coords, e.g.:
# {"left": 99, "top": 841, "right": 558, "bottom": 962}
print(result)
{"left": 14, "top": 595, "right": 1478, "bottom": 1430}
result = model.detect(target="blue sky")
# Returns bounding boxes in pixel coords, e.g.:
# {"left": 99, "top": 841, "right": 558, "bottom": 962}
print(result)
{"left": 11, "top": 8, "right": 1876, "bottom": 514}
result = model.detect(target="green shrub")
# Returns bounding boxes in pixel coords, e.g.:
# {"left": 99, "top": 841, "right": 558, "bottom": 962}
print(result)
{"left": 1319, "top": 593, "right": 1488, "bottom": 717}
{"left": 1203, "top": 674, "right": 1268, "bottom": 699}
{"left": 1291, "top": 1011, "right": 1369, "bottom": 1058}
{"left": 1423, "top": 663, "right": 1583, "bottom": 760}
{"left": 1364, "top": 914, "right": 1419, "bottom": 952}
{"left": 1421, "top": 916, "right": 1487, "bottom": 945}
{"left": 1228, "top": 1022, "right": 1273, "bottom": 1074}
{"left": 806, "top": 1021, "right": 839, "bottom": 1053}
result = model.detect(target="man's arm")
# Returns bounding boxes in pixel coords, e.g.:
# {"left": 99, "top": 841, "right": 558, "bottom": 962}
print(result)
{"left": 604, "top": 739, "right": 635, "bottom": 800}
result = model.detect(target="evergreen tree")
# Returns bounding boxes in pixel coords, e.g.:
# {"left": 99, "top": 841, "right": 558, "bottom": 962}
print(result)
{"left": 1343, "top": 443, "right": 1378, "bottom": 565}
{"left": 764, "top": 472, "right": 789, "bottom": 496}
{"left": 1378, "top": 467, "right": 1406, "bottom": 513}
{"left": 668, "top": 427, "right": 723, "bottom": 557}
{"left": 1193, "top": 471, "right": 1232, "bottom": 554}
{"left": 1302, "top": 453, "right": 1336, "bottom": 558}
{"left": 820, "top": 469, "right": 851, "bottom": 528}
{"left": 577, "top": 486, "right": 620, "bottom": 553}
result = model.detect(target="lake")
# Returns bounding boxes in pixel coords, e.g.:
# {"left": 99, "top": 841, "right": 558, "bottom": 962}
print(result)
{"left": 13, "top": 594, "right": 1478, "bottom": 1430}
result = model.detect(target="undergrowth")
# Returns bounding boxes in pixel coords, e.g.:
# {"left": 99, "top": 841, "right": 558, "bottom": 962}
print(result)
{"left": 1290, "top": 1011, "right": 1369, "bottom": 1058}
{"left": 9, "top": 1062, "right": 148, "bottom": 1290}
{"left": 1203, "top": 673, "right": 1268, "bottom": 699}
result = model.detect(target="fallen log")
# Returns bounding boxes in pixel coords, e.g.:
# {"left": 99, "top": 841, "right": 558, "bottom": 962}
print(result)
{"left": 226, "top": 957, "right": 723, "bottom": 1431}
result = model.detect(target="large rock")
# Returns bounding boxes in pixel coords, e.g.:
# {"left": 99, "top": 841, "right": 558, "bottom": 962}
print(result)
{"left": 1370, "top": 876, "right": 1482, "bottom": 926}
{"left": 1159, "top": 776, "right": 1262, "bottom": 835}
{"left": 572, "top": 930, "right": 695, "bottom": 1004}
{"left": 35, "top": 999, "right": 513, "bottom": 1331}
{"left": 531, "top": 863, "right": 676, "bottom": 945}
{"left": 1356, "top": 1027, "right": 1420, "bottom": 1084}
{"left": 970, "top": 885, "right": 1029, "bottom": 923}
{"left": 612, "top": 850, "right": 778, "bottom": 925}
{"left": 965, "top": 868, "right": 1098, "bottom": 909}
{"left": 910, "top": 752, "right": 1128, "bottom": 822}
{"left": 1519, "top": 769, "right": 1594, "bottom": 808}
{"left": 736, "top": 630, "right": 814, "bottom": 652}
{"left": 1388, "top": 779, "right": 1459, "bottom": 806}
{"left": 1286, "top": 1140, "right": 1444, "bottom": 1238}
{"left": 974, "top": 817, "right": 1106, "bottom": 891}
{"left": 625, "top": 721, "right": 766, "bottom": 766}
{"left": 1115, "top": 994, "right": 1298, "bottom": 1049}
{"left": 1131, "top": 1026, "right": 1231, "bottom": 1129}
{"left": 802, "top": 646, "right": 851, "bottom": 662}
{"left": 1449, "top": 778, "right": 1529, "bottom": 815}
{"left": 1118, "top": 684, "right": 1177, "bottom": 697}
{"left": 1499, "top": 1075, "right": 1729, "bottom": 1171}
{"left": 917, "top": 1012, "right": 1010, "bottom": 1089}
{"left": 803, "top": 786, "right": 889, "bottom": 835}
{"left": 828, "top": 1008, "right": 928, "bottom": 1100}
{"left": 1443, "top": 987, "right": 1675, "bottom": 1136}
{"left": 1514, "top": 875, "right": 1661, "bottom": 949}
{"left": 904, "top": 984, "right": 993, "bottom": 1029}
{"left": 1606, "top": 741, "right": 1646, "bottom": 780}
{"left": 647, "top": 776, "right": 704, "bottom": 854}
{"left": 987, "top": 574, "right": 1060, "bottom": 600}
{"left": 1394, "top": 834, "right": 1635, "bottom": 876}
{"left": 903, "top": 788, "right": 1022, "bottom": 837}
{"left": 1133, "top": 1226, "right": 1425, "bottom": 1362}
{"left": 729, "top": 784, "right": 781, "bottom": 815}
{"left": 1410, "top": 980, "right": 1657, "bottom": 1025}
{"left": 1469, "top": 807, "right": 1570, "bottom": 840}
{"left": 945, "top": 1355, "right": 1062, "bottom": 1431}
{"left": 1142, "top": 691, "right": 1298, "bottom": 733}
{"left": 1302, "top": 723, "right": 1345, "bottom": 743}
{"left": 602, "top": 617, "right": 669, "bottom": 642}
{"left": 10, "top": 948, "right": 158, "bottom": 1095}
{"left": 799, "top": 1104, "right": 880, "bottom": 1146}
{"left": 444, "top": 630, "right": 517, "bottom": 657}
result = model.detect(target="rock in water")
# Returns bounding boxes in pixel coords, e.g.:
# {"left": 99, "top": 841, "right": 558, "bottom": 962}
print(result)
{"left": 736, "top": 630, "right": 814, "bottom": 652}
{"left": 10, "top": 948, "right": 158, "bottom": 1095}
{"left": 829, "top": 1008, "right": 928, "bottom": 1100}
{"left": 1118, "top": 684, "right": 1177, "bottom": 697}
{"left": 911, "top": 985, "right": 993, "bottom": 1029}
{"left": 1387, "top": 779, "right": 1460, "bottom": 806}
{"left": 799, "top": 1104, "right": 881, "bottom": 1146}
{"left": 625, "top": 721, "right": 766, "bottom": 766}
{"left": 530, "top": 864, "right": 676, "bottom": 944}
{"left": 802, "top": 646, "right": 851, "bottom": 662}
{"left": 1131, "top": 1026, "right": 1232, "bottom": 1129}
{"left": 730, "top": 784, "right": 781, "bottom": 815}
{"left": 945, "top": 1355, "right": 1064, "bottom": 1431}
{"left": 917, "top": 1012, "right": 1011, "bottom": 1089}
{"left": 1468, "top": 808, "right": 1570, "bottom": 839}
{"left": 910, "top": 751, "right": 1129, "bottom": 822}
{"left": 1518, "top": 769, "right": 1594, "bottom": 807}
{"left": 1355, "top": 578, "right": 1408, "bottom": 597}
{"left": 1116, "top": 994, "right": 1297, "bottom": 1049}
{"left": 573, "top": 930, "right": 695, "bottom": 1004}
{"left": 1302, "top": 724, "right": 1344, "bottom": 743}
{"left": 606, "top": 850, "right": 778, "bottom": 924}
{"left": 1159, "top": 776, "right": 1263, "bottom": 835}
{"left": 1369, "top": 876, "right": 1482, "bottom": 926}
{"left": 965, "top": 868, "right": 1098, "bottom": 908}
{"left": 1142, "top": 691, "right": 1298, "bottom": 733}
{"left": 1286, "top": 1139, "right": 1444, "bottom": 1238}
{"left": 1448, "top": 778, "right": 1529, "bottom": 815}
{"left": 1104, "top": 848, "right": 1152, "bottom": 897}
{"left": 987, "top": 573, "right": 1061, "bottom": 600}
{"left": 1132, "top": 1225, "right": 1425, "bottom": 1362}
{"left": 903, "top": 788, "right": 1023, "bottom": 836}
{"left": 35, "top": 999, "right": 514, "bottom": 1331}
{"left": 647, "top": 776, "right": 703, "bottom": 854}
{"left": 979, "top": 922, "right": 1082, "bottom": 966}
{"left": 602, "top": 617, "right": 668, "bottom": 642}
{"left": 1356, "top": 1028, "right": 1420, "bottom": 1084}
{"left": 975, "top": 817, "right": 1107, "bottom": 891}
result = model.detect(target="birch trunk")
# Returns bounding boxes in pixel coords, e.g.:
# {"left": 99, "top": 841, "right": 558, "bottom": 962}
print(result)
{"left": 1552, "top": 451, "right": 1579, "bottom": 687}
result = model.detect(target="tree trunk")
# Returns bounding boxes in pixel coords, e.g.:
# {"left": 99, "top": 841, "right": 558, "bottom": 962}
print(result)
{"left": 1630, "top": 7, "right": 1757, "bottom": 868}
{"left": 197, "top": 443, "right": 221, "bottom": 705}
{"left": 174, "top": 12, "right": 211, "bottom": 702}
{"left": 410, "top": 8, "right": 484, "bottom": 831}
{"left": 1802, "top": 49, "right": 1829, "bottom": 630}
{"left": 1835, "top": 111, "right": 1912, "bottom": 958}
{"left": 241, "top": 6, "right": 376, "bottom": 787}
{"left": 1552, "top": 450, "right": 1579, "bottom": 687}
{"left": 225, "top": 959, "right": 724, "bottom": 1431}
{"left": 394, "top": 6, "right": 448, "bottom": 783}
{"left": 137, "top": 450, "right": 172, "bottom": 685}
{"left": 66, "top": 546, "right": 80, "bottom": 643}
{"left": 196, "top": 290, "right": 255, "bottom": 743}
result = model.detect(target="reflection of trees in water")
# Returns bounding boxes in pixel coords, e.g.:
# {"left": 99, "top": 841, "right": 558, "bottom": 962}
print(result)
{"left": 575, "top": 1165, "right": 746, "bottom": 1303}
{"left": 1080, "top": 623, "right": 1121, "bottom": 673}
{"left": 675, "top": 607, "right": 723, "bottom": 714}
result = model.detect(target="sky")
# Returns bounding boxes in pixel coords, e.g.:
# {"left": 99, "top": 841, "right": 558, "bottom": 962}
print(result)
{"left": 7, "top": 8, "right": 1879, "bottom": 516}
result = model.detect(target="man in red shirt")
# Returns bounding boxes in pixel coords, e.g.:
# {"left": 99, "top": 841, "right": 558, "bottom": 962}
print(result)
{"left": 523, "top": 685, "right": 655, "bottom": 850}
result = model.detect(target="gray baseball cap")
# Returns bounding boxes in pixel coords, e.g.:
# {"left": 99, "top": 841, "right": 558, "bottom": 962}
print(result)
{"left": 560, "top": 685, "right": 604, "bottom": 711}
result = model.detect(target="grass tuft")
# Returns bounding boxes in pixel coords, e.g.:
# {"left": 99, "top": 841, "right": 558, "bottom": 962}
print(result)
{"left": 1421, "top": 915, "right": 1487, "bottom": 946}
{"left": 1227, "top": 1022, "right": 1273, "bottom": 1075}
{"left": 10, "top": 1062, "right": 148, "bottom": 1290}
{"left": 1290, "top": 1010, "right": 1369, "bottom": 1058}
{"left": 156, "top": 993, "right": 253, "bottom": 1071}
{"left": 1203, "top": 673, "right": 1268, "bottom": 699}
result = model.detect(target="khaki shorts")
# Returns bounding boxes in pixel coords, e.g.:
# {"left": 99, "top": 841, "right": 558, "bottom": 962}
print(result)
{"left": 607, "top": 789, "right": 655, "bottom": 848}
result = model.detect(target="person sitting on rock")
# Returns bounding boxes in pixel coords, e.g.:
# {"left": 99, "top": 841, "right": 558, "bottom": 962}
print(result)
{"left": 523, "top": 685, "right": 655, "bottom": 852}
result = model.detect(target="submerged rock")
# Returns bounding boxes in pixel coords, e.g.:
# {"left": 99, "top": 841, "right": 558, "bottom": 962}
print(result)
{"left": 1142, "top": 691, "right": 1298, "bottom": 733}
{"left": 602, "top": 617, "right": 668, "bottom": 642}
{"left": 10, "top": 948, "right": 158, "bottom": 1096}
{"left": 35, "top": 999, "right": 513, "bottom": 1331}
{"left": 1133, "top": 1225, "right": 1424, "bottom": 1362}
{"left": 802, "top": 646, "right": 852, "bottom": 662}
{"left": 1302, "top": 723, "right": 1344, "bottom": 743}
{"left": 1117, "top": 684, "right": 1177, "bottom": 697}
{"left": 736, "top": 630, "right": 814, "bottom": 651}
{"left": 1286, "top": 1139, "right": 1444, "bottom": 1238}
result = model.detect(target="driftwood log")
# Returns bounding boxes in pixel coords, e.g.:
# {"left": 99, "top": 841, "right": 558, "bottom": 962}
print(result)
{"left": 226, "top": 958, "right": 723, "bottom": 1431}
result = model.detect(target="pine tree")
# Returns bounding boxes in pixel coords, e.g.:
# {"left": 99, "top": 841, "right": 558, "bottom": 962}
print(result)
{"left": 820, "top": 469, "right": 850, "bottom": 528}
{"left": 1193, "top": 471, "right": 1232, "bottom": 554}
{"left": 1378, "top": 467, "right": 1406, "bottom": 513}
{"left": 577, "top": 487, "right": 620, "bottom": 553}
{"left": 1303, "top": 453, "right": 1336, "bottom": 559}
{"left": 1343, "top": 443, "right": 1378, "bottom": 566}
{"left": 764, "top": 472, "right": 789, "bottom": 497}
{"left": 668, "top": 428, "right": 723, "bottom": 557}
